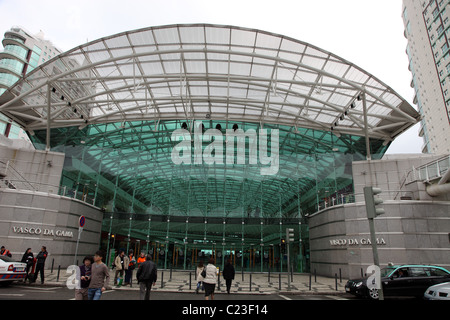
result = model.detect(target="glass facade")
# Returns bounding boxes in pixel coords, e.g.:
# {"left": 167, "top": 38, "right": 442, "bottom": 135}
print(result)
{"left": 30, "top": 119, "right": 388, "bottom": 272}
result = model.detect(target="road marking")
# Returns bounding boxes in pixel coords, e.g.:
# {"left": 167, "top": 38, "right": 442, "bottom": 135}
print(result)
{"left": 0, "top": 293, "right": 25, "bottom": 297}
{"left": 325, "top": 295, "right": 348, "bottom": 300}
{"left": 14, "top": 285, "right": 60, "bottom": 291}
{"left": 279, "top": 294, "right": 292, "bottom": 300}
{"left": 68, "top": 289, "right": 115, "bottom": 300}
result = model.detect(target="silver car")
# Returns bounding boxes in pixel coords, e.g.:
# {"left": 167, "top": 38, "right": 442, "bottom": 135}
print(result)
{"left": 424, "top": 282, "right": 450, "bottom": 300}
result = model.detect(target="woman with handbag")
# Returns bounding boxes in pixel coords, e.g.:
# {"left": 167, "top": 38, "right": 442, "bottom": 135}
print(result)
{"left": 202, "top": 258, "right": 218, "bottom": 300}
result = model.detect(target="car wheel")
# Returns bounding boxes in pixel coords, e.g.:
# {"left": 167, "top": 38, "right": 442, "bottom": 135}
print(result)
{"left": 368, "top": 288, "right": 379, "bottom": 300}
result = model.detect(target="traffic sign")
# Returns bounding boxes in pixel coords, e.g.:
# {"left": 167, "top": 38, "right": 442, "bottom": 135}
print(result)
{"left": 79, "top": 216, "right": 86, "bottom": 228}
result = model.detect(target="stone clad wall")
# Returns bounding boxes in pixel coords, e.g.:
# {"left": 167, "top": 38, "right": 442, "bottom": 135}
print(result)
{"left": 309, "top": 201, "right": 450, "bottom": 279}
{"left": 0, "top": 189, "right": 103, "bottom": 268}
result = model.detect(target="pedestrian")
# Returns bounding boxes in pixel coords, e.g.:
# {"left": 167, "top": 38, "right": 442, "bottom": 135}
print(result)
{"left": 137, "top": 252, "right": 146, "bottom": 268}
{"left": 75, "top": 256, "right": 93, "bottom": 300}
{"left": 136, "top": 254, "right": 157, "bottom": 300}
{"left": 21, "top": 248, "right": 34, "bottom": 283}
{"left": 88, "top": 251, "right": 110, "bottom": 300}
{"left": 33, "top": 246, "right": 48, "bottom": 284}
{"left": 195, "top": 260, "right": 205, "bottom": 294}
{"left": 114, "top": 250, "right": 129, "bottom": 286}
{"left": 0, "top": 246, "right": 12, "bottom": 257}
{"left": 124, "top": 250, "right": 136, "bottom": 286}
{"left": 202, "top": 258, "right": 217, "bottom": 300}
{"left": 223, "top": 259, "right": 235, "bottom": 294}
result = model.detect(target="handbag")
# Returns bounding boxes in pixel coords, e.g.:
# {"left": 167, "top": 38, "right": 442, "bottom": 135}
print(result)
{"left": 201, "top": 267, "right": 206, "bottom": 278}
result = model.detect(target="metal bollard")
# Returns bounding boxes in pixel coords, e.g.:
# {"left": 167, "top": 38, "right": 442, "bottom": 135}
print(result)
{"left": 268, "top": 267, "right": 271, "bottom": 282}
{"left": 56, "top": 265, "right": 61, "bottom": 282}
{"left": 161, "top": 271, "right": 164, "bottom": 288}
{"left": 309, "top": 273, "right": 312, "bottom": 290}
{"left": 278, "top": 273, "right": 281, "bottom": 290}
{"left": 51, "top": 259, "right": 54, "bottom": 273}
{"left": 335, "top": 273, "right": 338, "bottom": 291}
{"left": 189, "top": 272, "right": 192, "bottom": 290}
{"left": 249, "top": 273, "right": 252, "bottom": 292}
{"left": 339, "top": 268, "right": 342, "bottom": 283}
{"left": 217, "top": 269, "right": 221, "bottom": 291}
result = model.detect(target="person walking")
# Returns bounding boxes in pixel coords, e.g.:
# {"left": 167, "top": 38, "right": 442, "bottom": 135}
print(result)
{"left": 88, "top": 251, "right": 110, "bottom": 300}
{"left": 75, "top": 256, "right": 93, "bottom": 300}
{"left": 195, "top": 260, "right": 205, "bottom": 294}
{"left": 114, "top": 250, "right": 129, "bottom": 286}
{"left": 223, "top": 259, "right": 235, "bottom": 294}
{"left": 124, "top": 250, "right": 136, "bottom": 286}
{"left": 136, "top": 254, "right": 157, "bottom": 300}
{"left": 33, "top": 246, "right": 48, "bottom": 284}
{"left": 202, "top": 258, "right": 217, "bottom": 300}
{"left": 21, "top": 248, "right": 34, "bottom": 283}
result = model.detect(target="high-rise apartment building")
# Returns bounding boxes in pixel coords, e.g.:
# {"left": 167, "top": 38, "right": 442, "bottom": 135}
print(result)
{"left": 0, "top": 26, "right": 61, "bottom": 140}
{"left": 402, "top": 0, "right": 450, "bottom": 155}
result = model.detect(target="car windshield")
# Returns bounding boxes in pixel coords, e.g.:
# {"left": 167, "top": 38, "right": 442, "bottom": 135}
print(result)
{"left": 380, "top": 267, "right": 397, "bottom": 277}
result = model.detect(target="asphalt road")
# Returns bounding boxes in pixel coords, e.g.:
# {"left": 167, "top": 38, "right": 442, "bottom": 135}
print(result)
{"left": 0, "top": 283, "right": 353, "bottom": 301}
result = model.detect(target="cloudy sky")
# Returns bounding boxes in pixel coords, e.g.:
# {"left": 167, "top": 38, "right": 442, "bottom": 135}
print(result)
{"left": 0, "top": 0, "right": 421, "bottom": 154}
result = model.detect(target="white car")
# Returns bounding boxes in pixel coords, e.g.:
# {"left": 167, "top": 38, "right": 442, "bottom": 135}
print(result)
{"left": 0, "top": 256, "right": 27, "bottom": 286}
{"left": 424, "top": 282, "right": 450, "bottom": 300}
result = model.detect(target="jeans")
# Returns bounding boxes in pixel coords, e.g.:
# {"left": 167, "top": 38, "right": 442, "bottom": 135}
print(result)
{"left": 88, "top": 288, "right": 103, "bottom": 300}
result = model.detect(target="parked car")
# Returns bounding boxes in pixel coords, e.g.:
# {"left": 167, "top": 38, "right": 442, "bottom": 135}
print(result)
{"left": 345, "top": 265, "right": 450, "bottom": 299}
{"left": 424, "top": 282, "right": 450, "bottom": 300}
{"left": 0, "top": 255, "right": 27, "bottom": 286}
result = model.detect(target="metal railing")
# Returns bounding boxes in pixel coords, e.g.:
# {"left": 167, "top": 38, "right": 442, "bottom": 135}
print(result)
{"left": 316, "top": 190, "right": 416, "bottom": 213}
{"left": 0, "top": 160, "right": 96, "bottom": 206}
{"left": 405, "top": 155, "right": 450, "bottom": 184}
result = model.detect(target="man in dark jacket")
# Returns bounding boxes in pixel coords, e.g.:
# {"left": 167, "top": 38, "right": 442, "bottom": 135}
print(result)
{"left": 223, "top": 259, "right": 235, "bottom": 294}
{"left": 136, "top": 255, "right": 157, "bottom": 300}
{"left": 33, "top": 246, "right": 48, "bottom": 284}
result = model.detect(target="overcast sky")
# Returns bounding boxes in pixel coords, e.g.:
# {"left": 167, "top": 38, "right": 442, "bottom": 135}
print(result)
{"left": 0, "top": 0, "right": 422, "bottom": 154}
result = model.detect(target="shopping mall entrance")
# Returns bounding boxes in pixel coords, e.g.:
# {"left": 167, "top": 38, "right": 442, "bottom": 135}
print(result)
{"left": 101, "top": 213, "right": 309, "bottom": 273}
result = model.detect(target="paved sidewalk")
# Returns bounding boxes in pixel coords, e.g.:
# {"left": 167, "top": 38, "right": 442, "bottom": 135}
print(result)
{"left": 39, "top": 268, "right": 348, "bottom": 296}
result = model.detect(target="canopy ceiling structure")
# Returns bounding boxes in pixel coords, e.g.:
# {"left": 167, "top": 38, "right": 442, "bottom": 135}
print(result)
{"left": 0, "top": 25, "right": 420, "bottom": 265}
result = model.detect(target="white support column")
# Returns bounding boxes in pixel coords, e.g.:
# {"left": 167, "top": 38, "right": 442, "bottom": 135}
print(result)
{"left": 46, "top": 84, "right": 51, "bottom": 151}
{"left": 362, "top": 91, "right": 372, "bottom": 161}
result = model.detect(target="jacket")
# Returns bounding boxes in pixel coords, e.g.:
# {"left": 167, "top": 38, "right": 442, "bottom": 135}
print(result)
{"left": 114, "top": 255, "right": 129, "bottom": 271}
{"left": 223, "top": 263, "right": 235, "bottom": 280}
{"left": 136, "top": 260, "right": 157, "bottom": 283}
{"left": 21, "top": 252, "right": 34, "bottom": 266}
{"left": 36, "top": 250, "right": 48, "bottom": 264}
{"left": 0, "top": 249, "right": 12, "bottom": 257}
{"left": 202, "top": 264, "right": 217, "bottom": 284}
{"left": 79, "top": 264, "right": 92, "bottom": 289}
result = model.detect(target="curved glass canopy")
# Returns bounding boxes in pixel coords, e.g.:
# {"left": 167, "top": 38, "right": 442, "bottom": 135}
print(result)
{"left": 0, "top": 24, "right": 419, "bottom": 271}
